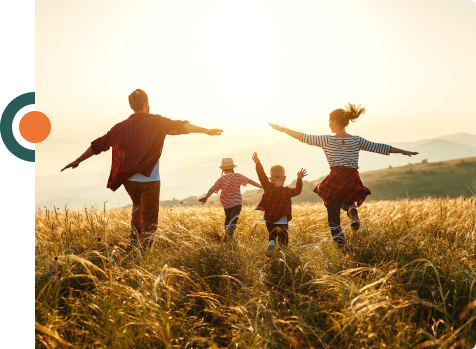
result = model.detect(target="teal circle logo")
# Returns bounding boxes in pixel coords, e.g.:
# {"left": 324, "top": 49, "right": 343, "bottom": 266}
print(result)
{"left": 1, "top": 92, "right": 35, "bottom": 162}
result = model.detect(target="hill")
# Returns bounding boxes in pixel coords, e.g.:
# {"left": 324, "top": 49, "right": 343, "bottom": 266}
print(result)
{"left": 161, "top": 156, "right": 476, "bottom": 207}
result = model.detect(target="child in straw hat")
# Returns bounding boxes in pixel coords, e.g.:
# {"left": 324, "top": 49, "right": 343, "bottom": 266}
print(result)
{"left": 199, "top": 158, "right": 262, "bottom": 241}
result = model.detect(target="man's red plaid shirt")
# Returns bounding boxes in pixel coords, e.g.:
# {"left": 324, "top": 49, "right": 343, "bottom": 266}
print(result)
{"left": 254, "top": 162, "right": 302, "bottom": 223}
{"left": 314, "top": 166, "right": 371, "bottom": 207}
{"left": 91, "top": 113, "right": 189, "bottom": 191}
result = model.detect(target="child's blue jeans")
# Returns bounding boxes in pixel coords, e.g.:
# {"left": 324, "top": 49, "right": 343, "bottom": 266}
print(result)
{"left": 224, "top": 205, "right": 242, "bottom": 237}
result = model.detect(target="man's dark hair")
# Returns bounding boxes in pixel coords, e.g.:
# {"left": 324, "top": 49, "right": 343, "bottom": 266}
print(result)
{"left": 128, "top": 89, "right": 149, "bottom": 112}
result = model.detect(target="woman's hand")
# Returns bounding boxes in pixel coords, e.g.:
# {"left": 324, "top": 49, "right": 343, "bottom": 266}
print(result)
{"left": 269, "top": 124, "right": 303, "bottom": 140}
{"left": 402, "top": 150, "right": 419, "bottom": 157}
{"left": 61, "top": 159, "right": 80, "bottom": 172}
{"left": 390, "top": 147, "right": 419, "bottom": 157}
{"left": 204, "top": 128, "right": 223, "bottom": 136}
{"left": 269, "top": 123, "right": 284, "bottom": 132}
{"left": 297, "top": 168, "right": 308, "bottom": 179}
{"left": 252, "top": 152, "right": 260, "bottom": 164}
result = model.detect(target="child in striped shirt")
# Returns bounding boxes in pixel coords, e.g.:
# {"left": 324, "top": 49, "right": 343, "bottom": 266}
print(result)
{"left": 269, "top": 103, "right": 418, "bottom": 248}
{"left": 199, "top": 158, "right": 262, "bottom": 241}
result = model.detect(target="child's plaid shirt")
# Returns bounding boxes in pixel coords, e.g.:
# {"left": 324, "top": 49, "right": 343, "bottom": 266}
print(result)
{"left": 254, "top": 162, "right": 302, "bottom": 223}
{"left": 91, "top": 113, "right": 189, "bottom": 191}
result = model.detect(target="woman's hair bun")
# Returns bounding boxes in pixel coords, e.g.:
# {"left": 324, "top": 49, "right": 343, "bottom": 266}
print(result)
{"left": 329, "top": 103, "right": 366, "bottom": 127}
{"left": 344, "top": 103, "right": 366, "bottom": 122}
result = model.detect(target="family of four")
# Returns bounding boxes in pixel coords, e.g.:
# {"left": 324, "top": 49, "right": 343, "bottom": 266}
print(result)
{"left": 62, "top": 89, "right": 418, "bottom": 254}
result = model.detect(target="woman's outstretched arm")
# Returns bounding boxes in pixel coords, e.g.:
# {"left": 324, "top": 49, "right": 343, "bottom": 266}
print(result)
{"left": 390, "top": 147, "right": 419, "bottom": 157}
{"left": 268, "top": 123, "right": 302, "bottom": 140}
{"left": 359, "top": 138, "right": 418, "bottom": 157}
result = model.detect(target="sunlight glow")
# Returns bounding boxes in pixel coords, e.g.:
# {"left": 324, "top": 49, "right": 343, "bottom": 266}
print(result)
{"left": 36, "top": 0, "right": 476, "bottom": 181}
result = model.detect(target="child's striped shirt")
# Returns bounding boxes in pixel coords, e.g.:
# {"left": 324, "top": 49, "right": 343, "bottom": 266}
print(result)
{"left": 300, "top": 134, "right": 391, "bottom": 168}
{"left": 210, "top": 173, "right": 249, "bottom": 209}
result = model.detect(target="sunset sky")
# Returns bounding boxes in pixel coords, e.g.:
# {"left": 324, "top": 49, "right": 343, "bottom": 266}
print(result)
{"left": 35, "top": 0, "right": 476, "bottom": 177}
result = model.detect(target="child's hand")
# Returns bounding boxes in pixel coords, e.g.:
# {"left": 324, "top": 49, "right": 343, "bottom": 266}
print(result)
{"left": 297, "top": 168, "right": 308, "bottom": 179}
{"left": 198, "top": 197, "right": 207, "bottom": 204}
{"left": 252, "top": 152, "right": 260, "bottom": 164}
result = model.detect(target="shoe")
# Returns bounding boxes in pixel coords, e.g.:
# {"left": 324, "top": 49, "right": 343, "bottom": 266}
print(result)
{"left": 348, "top": 206, "right": 360, "bottom": 231}
{"left": 223, "top": 233, "right": 233, "bottom": 244}
{"left": 337, "top": 244, "right": 346, "bottom": 255}
{"left": 130, "top": 231, "right": 140, "bottom": 245}
{"left": 266, "top": 241, "right": 276, "bottom": 257}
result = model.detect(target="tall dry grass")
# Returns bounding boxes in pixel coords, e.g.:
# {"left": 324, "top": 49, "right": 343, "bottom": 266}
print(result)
{"left": 35, "top": 198, "right": 476, "bottom": 348}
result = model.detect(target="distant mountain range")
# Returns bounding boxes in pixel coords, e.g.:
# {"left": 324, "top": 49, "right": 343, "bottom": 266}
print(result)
{"left": 36, "top": 132, "right": 476, "bottom": 209}
{"left": 162, "top": 156, "right": 476, "bottom": 207}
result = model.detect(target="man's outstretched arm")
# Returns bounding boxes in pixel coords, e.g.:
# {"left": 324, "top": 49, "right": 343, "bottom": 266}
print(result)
{"left": 184, "top": 123, "right": 223, "bottom": 136}
{"left": 61, "top": 146, "right": 94, "bottom": 172}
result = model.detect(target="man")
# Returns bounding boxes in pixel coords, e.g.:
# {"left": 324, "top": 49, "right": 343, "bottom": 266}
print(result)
{"left": 61, "top": 89, "right": 222, "bottom": 245}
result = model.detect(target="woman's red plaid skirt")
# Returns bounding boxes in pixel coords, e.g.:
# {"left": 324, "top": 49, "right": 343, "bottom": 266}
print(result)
{"left": 314, "top": 166, "right": 371, "bottom": 208}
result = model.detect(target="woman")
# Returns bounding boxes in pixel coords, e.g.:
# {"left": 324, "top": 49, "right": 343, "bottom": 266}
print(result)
{"left": 269, "top": 103, "right": 418, "bottom": 247}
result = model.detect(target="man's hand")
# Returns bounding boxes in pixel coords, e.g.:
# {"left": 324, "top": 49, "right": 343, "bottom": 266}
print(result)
{"left": 297, "top": 168, "right": 308, "bottom": 179}
{"left": 60, "top": 146, "right": 94, "bottom": 172}
{"left": 198, "top": 197, "right": 208, "bottom": 204}
{"left": 269, "top": 123, "right": 284, "bottom": 132}
{"left": 61, "top": 160, "right": 80, "bottom": 172}
{"left": 402, "top": 150, "right": 419, "bottom": 157}
{"left": 252, "top": 152, "right": 260, "bottom": 164}
{"left": 205, "top": 128, "right": 223, "bottom": 136}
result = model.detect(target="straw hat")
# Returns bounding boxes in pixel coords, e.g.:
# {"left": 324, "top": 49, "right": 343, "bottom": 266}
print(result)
{"left": 219, "top": 158, "right": 237, "bottom": 170}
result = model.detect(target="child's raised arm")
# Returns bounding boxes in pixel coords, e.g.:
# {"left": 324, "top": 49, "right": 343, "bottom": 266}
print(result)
{"left": 252, "top": 152, "right": 272, "bottom": 191}
{"left": 286, "top": 168, "right": 307, "bottom": 197}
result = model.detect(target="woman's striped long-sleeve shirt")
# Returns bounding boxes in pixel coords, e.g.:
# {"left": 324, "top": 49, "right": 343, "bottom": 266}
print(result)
{"left": 299, "top": 134, "right": 391, "bottom": 169}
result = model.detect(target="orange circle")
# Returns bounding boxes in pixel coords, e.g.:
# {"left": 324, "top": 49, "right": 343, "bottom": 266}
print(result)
{"left": 19, "top": 111, "right": 51, "bottom": 143}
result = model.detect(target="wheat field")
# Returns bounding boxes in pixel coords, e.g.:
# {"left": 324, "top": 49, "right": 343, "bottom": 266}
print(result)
{"left": 35, "top": 198, "right": 476, "bottom": 348}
